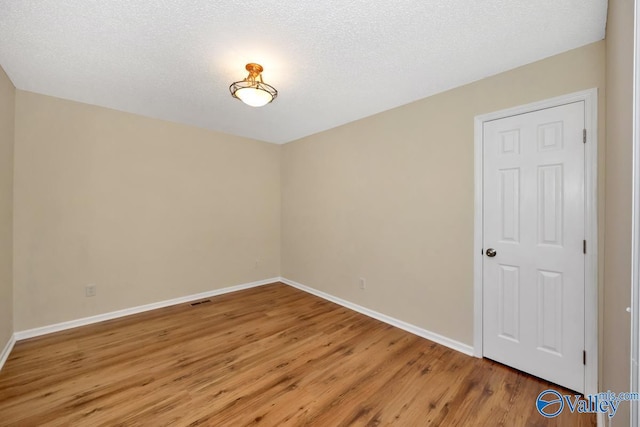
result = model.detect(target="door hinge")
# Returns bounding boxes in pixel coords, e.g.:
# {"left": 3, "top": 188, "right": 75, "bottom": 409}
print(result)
{"left": 583, "top": 350, "right": 586, "bottom": 365}
{"left": 583, "top": 240, "right": 586, "bottom": 254}
{"left": 583, "top": 129, "right": 587, "bottom": 144}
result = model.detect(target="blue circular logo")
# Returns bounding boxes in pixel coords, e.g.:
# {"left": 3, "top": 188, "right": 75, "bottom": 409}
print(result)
{"left": 536, "top": 390, "right": 564, "bottom": 418}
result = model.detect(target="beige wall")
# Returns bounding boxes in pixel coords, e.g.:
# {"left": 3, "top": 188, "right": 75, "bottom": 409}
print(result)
{"left": 282, "top": 41, "right": 606, "bottom": 346}
{"left": 0, "top": 65, "right": 15, "bottom": 350}
{"left": 13, "top": 91, "right": 281, "bottom": 330}
{"left": 605, "top": 0, "right": 634, "bottom": 425}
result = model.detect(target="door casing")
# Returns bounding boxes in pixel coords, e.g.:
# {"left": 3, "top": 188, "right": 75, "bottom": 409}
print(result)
{"left": 473, "top": 89, "right": 599, "bottom": 395}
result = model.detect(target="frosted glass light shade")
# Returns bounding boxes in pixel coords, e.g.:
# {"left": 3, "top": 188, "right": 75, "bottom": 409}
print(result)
{"left": 234, "top": 87, "right": 274, "bottom": 107}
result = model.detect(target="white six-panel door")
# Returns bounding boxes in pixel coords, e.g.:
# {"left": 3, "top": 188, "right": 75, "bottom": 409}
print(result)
{"left": 482, "top": 101, "right": 585, "bottom": 393}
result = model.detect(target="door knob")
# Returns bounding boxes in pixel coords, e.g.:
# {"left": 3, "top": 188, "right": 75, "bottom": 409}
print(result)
{"left": 486, "top": 248, "right": 497, "bottom": 257}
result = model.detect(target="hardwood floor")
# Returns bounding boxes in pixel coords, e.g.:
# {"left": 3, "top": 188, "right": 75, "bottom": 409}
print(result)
{"left": 0, "top": 283, "right": 595, "bottom": 426}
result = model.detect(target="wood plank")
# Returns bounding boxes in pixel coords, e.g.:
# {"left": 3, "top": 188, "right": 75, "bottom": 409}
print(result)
{"left": 0, "top": 283, "right": 596, "bottom": 426}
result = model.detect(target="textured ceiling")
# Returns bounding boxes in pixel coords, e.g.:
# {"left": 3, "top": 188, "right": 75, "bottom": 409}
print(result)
{"left": 0, "top": 1, "right": 607, "bottom": 144}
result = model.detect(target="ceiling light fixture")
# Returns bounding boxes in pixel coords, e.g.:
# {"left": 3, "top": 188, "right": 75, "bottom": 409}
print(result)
{"left": 229, "top": 63, "right": 278, "bottom": 107}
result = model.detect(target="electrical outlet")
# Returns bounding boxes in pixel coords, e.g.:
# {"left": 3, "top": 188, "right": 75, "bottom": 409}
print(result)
{"left": 359, "top": 277, "right": 366, "bottom": 290}
{"left": 85, "top": 284, "right": 96, "bottom": 297}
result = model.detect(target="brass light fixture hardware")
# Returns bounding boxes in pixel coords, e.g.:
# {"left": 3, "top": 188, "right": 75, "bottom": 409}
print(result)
{"left": 229, "top": 63, "right": 278, "bottom": 107}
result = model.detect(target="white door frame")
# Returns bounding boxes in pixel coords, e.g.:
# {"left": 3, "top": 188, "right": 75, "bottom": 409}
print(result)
{"left": 473, "top": 89, "right": 599, "bottom": 395}
{"left": 631, "top": 0, "right": 640, "bottom": 424}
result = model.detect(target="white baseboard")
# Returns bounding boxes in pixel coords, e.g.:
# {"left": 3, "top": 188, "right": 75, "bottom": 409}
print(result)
{"left": 0, "top": 333, "right": 16, "bottom": 372}
{"left": 14, "top": 277, "right": 280, "bottom": 341}
{"left": 279, "top": 277, "right": 474, "bottom": 356}
{"left": 11, "top": 276, "right": 473, "bottom": 361}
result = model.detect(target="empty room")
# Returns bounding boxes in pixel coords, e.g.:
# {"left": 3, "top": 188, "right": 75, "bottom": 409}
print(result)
{"left": 0, "top": 0, "right": 638, "bottom": 426}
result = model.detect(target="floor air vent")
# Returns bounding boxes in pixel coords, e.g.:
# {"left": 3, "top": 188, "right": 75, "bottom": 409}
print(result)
{"left": 190, "top": 299, "right": 211, "bottom": 306}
